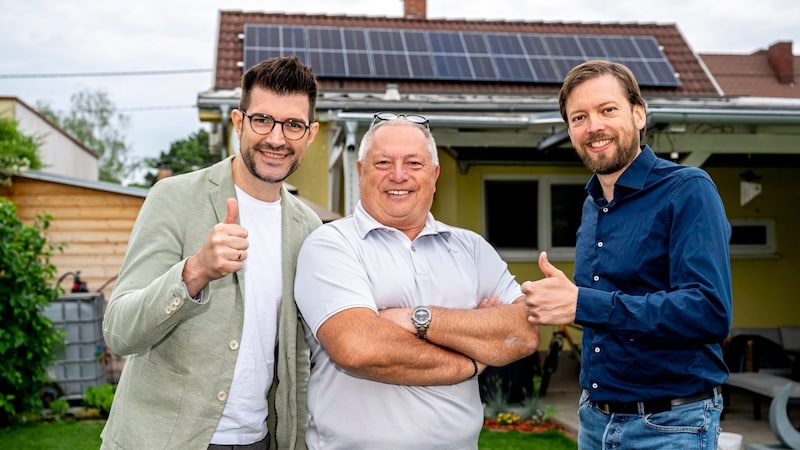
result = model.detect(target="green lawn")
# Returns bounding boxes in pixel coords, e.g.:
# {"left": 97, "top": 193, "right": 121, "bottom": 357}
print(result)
{"left": 0, "top": 420, "right": 104, "bottom": 450}
{"left": 479, "top": 428, "right": 577, "bottom": 450}
{"left": 0, "top": 420, "right": 577, "bottom": 449}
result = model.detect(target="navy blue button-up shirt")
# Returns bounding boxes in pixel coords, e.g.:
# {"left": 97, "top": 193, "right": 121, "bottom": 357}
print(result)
{"left": 574, "top": 145, "right": 732, "bottom": 403}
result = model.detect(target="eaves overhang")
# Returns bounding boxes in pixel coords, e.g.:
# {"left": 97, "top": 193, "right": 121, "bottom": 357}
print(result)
{"left": 198, "top": 88, "right": 800, "bottom": 170}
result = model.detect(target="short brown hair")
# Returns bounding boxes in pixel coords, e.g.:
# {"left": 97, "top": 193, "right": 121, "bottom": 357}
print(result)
{"left": 558, "top": 60, "right": 646, "bottom": 127}
{"left": 239, "top": 56, "right": 319, "bottom": 122}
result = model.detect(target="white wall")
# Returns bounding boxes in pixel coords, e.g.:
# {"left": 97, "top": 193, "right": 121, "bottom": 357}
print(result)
{"left": 1, "top": 98, "right": 99, "bottom": 181}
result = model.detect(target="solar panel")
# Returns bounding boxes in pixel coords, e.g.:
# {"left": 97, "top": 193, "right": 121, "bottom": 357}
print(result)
{"left": 495, "top": 56, "right": 534, "bottom": 81}
{"left": 404, "top": 31, "right": 429, "bottom": 53}
{"left": 242, "top": 25, "right": 680, "bottom": 87}
{"left": 430, "top": 31, "right": 464, "bottom": 53}
{"left": 343, "top": 29, "right": 368, "bottom": 51}
{"left": 307, "top": 27, "right": 342, "bottom": 50}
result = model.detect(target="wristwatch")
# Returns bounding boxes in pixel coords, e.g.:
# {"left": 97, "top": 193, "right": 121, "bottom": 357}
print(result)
{"left": 411, "top": 306, "right": 432, "bottom": 340}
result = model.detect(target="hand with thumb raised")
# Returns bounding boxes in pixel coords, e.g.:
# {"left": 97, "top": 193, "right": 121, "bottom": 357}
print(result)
{"left": 538, "top": 251, "right": 563, "bottom": 279}
{"left": 522, "top": 251, "right": 578, "bottom": 325}
{"left": 181, "top": 198, "right": 249, "bottom": 297}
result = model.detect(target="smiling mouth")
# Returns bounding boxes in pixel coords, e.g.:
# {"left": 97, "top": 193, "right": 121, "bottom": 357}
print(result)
{"left": 589, "top": 138, "right": 612, "bottom": 149}
{"left": 387, "top": 189, "right": 410, "bottom": 196}
{"left": 255, "top": 147, "right": 289, "bottom": 160}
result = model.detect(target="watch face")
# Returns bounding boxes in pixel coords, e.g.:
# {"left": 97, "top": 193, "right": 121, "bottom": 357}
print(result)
{"left": 413, "top": 307, "right": 431, "bottom": 324}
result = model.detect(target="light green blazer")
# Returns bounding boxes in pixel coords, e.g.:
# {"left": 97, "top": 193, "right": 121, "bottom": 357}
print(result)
{"left": 101, "top": 156, "right": 319, "bottom": 449}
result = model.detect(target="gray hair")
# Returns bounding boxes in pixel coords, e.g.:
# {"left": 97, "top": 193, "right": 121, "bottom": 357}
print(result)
{"left": 357, "top": 118, "right": 439, "bottom": 166}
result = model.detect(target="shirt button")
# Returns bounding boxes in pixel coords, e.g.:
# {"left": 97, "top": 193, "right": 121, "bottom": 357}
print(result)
{"left": 594, "top": 346, "right": 600, "bottom": 353}
{"left": 597, "top": 242, "right": 603, "bottom": 248}
{"left": 602, "top": 207, "right": 609, "bottom": 213}
{"left": 593, "top": 275, "right": 600, "bottom": 282}
{"left": 411, "top": 246, "right": 416, "bottom": 252}
{"left": 591, "top": 383, "right": 599, "bottom": 389}
{"left": 216, "top": 391, "right": 227, "bottom": 402}
{"left": 229, "top": 340, "right": 239, "bottom": 351}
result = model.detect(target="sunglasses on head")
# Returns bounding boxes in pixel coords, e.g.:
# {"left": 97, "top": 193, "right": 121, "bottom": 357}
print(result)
{"left": 370, "top": 112, "right": 430, "bottom": 129}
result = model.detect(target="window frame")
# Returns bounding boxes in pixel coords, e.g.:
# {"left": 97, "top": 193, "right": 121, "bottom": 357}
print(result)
{"left": 729, "top": 218, "right": 777, "bottom": 259}
{"left": 482, "top": 174, "right": 586, "bottom": 262}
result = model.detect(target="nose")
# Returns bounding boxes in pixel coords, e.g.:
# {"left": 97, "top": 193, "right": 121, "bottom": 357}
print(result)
{"left": 388, "top": 161, "right": 408, "bottom": 181}
{"left": 264, "top": 123, "right": 286, "bottom": 146}
{"left": 586, "top": 113, "right": 605, "bottom": 133}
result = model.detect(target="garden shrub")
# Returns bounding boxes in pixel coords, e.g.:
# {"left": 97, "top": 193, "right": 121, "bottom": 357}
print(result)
{"left": 83, "top": 383, "right": 115, "bottom": 416}
{"left": 0, "top": 198, "right": 63, "bottom": 426}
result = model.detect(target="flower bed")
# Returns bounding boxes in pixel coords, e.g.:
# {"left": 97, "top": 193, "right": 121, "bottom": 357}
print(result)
{"left": 483, "top": 417, "right": 569, "bottom": 434}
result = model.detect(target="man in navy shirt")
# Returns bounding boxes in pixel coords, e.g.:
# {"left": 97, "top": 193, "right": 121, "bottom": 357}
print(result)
{"left": 523, "top": 60, "right": 732, "bottom": 450}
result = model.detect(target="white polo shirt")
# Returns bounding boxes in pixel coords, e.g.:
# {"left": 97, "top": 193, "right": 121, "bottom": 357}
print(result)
{"left": 295, "top": 202, "right": 521, "bottom": 450}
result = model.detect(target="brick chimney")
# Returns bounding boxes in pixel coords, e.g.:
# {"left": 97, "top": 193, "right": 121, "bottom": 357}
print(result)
{"left": 404, "top": 0, "right": 427, "bottom": 19}
{"left": 767, "top": 41, "right": 794, "bottom": 84}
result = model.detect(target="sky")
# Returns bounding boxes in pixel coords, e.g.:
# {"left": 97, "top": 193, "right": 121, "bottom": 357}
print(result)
{"left": 1, "top": 0, "right": 798, "bottom": 174}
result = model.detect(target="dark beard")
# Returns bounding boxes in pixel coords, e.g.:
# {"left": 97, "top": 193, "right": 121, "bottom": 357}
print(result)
{"left": 579, "top": 140, "right": 638, "bottom": 175}
{"left": 241, "top": 146, "right": 298, "bottom": 184}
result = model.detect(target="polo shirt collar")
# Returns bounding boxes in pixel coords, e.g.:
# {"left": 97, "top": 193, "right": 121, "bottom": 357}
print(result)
{"left": 353, "top": 201, "right": 450, "bottom": 240}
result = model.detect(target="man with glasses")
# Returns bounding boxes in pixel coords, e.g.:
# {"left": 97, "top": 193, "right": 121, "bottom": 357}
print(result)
{"left": 102, "top": 56, "right": 320, "bottom": 450}
{"left": 294, "top": 113, "right": 540, "bottom": 449}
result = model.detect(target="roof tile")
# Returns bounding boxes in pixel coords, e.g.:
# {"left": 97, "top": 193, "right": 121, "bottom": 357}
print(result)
{"left": 701, "top": 49, "right": 800, "bottom": 98}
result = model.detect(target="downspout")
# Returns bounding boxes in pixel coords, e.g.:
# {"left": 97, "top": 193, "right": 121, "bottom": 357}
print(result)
{"left": 343, "top": 121, "right": 359, "bottom": 215}
{"left": 220, "top": 104, "right": 229, "bottom": 159}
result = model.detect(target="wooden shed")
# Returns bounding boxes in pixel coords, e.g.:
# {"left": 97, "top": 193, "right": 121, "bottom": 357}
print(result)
{"left": 1, "top": 171, "right": 147, "bottom": 302}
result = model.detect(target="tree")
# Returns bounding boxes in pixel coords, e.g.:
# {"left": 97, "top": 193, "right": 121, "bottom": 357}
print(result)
{"left": 141, "top": 128, "right": 218, "bottom": 186}
{"left": 37, "top": 90, "right": 134, "bottom": 184}
{"left": 0, "top": 116, "right": 42, "bottom": 186}
{"left": 0, "top": 199, "right": 63, "bottom": 426}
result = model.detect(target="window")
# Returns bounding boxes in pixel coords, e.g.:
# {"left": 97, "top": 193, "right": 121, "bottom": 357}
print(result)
{"left": 483, "top": 176, "right": 586, "bottom": 262}
{"left": 484, "top": 179, "right": 538, "bottom": 250}
{"left": 483, "top": 178, "right": 776, "bottom": 261}
{"left": 729, "top": 219, "right": 776, "bottom": 258}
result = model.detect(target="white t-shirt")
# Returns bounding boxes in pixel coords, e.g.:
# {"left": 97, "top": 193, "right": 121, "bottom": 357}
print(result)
{"left": 295, "top": 202, "right": 522, "bottom": 450}
{"left": 211, "top": 188, "right": 282, "bottom": 445}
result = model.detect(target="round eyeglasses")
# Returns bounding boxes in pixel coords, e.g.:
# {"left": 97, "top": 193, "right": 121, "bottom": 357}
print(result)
{"left": 370, "top": 112, "right": 430, "bottom": 129}
{"left": 240, "top": 110, "right": 311, "bottom": 141}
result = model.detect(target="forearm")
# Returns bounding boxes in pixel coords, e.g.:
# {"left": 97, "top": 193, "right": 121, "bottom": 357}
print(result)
{"left": 346, "top": 335, "right": 478, "bottom": 385}
{"left": 317, "top": 309, "right": 479, "bottom": 386}
{"left": 105, "top": 261, "right": 195, "bottom": 354}
{"left": 426, "top": 300, "right": 539, "bottom": 366}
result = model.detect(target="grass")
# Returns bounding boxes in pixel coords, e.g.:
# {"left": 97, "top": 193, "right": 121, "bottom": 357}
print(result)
{"left": 0, "top": 419, "right": 577, "bottom": 449}
{"left": 0, "top": 420, "right": 104, "bottom": 450}
{"left": 479, "top": 428, "right": 577, "bottom": 450}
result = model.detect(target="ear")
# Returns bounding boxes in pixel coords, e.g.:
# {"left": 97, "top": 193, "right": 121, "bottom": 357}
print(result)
{"left": 307, "top": 121, "right": 320, "bottom": 144}
{"left": 231, "top": 109, "right": 244, "bottom": 139}
{"left": 633, "top": 104, "right": 647, "bottom": 134}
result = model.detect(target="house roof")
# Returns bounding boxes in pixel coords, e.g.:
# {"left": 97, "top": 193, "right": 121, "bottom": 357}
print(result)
{"left": 701, "top": 42, "right": 800, "bottom": 98}
{"left": 214, "top": 10, "right": 719, "bottom": 97}
{"left": 15, "top": 170, "right": 342, "bottom": 223}
{"left": 0, "top": 96, "right": 99, "bottom": 159}
{"left": 203, "top": 9, "right": 800, "bottom": 173}
{"left": 17, "top": 170, "right": 149, "bottom": 198}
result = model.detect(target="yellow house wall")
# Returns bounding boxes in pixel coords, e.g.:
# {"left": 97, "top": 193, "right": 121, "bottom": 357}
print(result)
{"left": 286, "top": 122, "right": 331, "bottom": 206}
{"left": 706, "top": 167, "right": 800, "bottom": 328}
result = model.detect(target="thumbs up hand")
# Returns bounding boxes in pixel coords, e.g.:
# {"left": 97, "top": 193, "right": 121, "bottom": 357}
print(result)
{"left": 181, "top": 198, "right": 249, "bottom": 296}
{"left": 521, "top": 251, "right": 579, "bottom": 325}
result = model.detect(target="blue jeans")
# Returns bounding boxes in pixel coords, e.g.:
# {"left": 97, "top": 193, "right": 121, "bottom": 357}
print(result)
{"left": 577, "top": 390, "right": 722, "bottom": 450}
